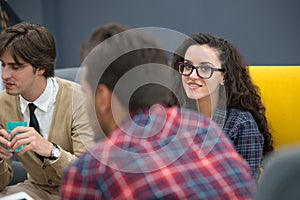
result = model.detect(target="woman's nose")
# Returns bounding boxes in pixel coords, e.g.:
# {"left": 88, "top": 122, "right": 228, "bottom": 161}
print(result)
{"left": 189, "top": 68, "right": 199, "bottom": 79}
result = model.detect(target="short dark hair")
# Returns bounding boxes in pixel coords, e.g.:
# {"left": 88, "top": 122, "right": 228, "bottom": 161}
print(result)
{"left": 0, "top": 22, "right": 56, "bottom": 77}
{"left": 80, "top": 23, "right": 128, "bottom": 61}
{"left": 84, "top": 28, "right": 173, "bottom": 112}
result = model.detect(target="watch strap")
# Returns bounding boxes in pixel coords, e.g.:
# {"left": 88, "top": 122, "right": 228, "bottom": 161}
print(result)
{"left": 47, "top": 142, "right": 60, "bottom": 160}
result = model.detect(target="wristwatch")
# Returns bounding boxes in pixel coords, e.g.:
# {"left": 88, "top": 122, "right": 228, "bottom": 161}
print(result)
{"left": 48, "top": 142, "right": 61, "bottom": 160}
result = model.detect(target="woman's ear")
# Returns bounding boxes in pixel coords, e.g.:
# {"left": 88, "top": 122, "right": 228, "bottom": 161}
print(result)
{"left": 220, "top": 74, "right": 225, "bottom": 85}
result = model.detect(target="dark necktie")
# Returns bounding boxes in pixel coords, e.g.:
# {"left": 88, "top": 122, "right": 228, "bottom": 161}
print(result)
{"left": 28, "top": 103, "right": 43, "bottom": 161}
{"left": 28, "top": 103, "right": 40, "bottom": 133}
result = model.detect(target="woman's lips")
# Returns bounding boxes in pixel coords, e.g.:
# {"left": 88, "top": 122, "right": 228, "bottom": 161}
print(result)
{"left": 187, "top": 82, "right": 203, "bottom": 89}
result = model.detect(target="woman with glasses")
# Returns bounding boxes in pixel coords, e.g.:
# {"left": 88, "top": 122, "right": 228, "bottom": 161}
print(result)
{"left": 171, "top": 33, "right": 273, "bottom": 181}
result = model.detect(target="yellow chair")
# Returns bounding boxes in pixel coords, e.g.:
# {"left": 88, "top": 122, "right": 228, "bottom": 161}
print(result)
{"left": 249, "top": 66, "right": 300, "bottom": 148}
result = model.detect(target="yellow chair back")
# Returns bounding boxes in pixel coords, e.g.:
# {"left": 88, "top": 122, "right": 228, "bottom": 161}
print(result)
{"left": 249, "top": 66, "right": 300, "bottom": 148}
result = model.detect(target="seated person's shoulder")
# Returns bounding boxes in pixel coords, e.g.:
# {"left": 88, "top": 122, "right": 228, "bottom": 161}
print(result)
{"left": 0, "top": 89, "right": 17, "bottom": 104}
{"left": 227, "top": 108, "right": 256, "bottom": 123}
{"left": 55, "top": 77, "right": 82, "bottom": 92}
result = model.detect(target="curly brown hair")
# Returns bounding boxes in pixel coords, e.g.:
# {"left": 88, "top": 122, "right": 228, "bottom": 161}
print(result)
{"left": 171, "top": 33, "right": 273, "bottom": 155}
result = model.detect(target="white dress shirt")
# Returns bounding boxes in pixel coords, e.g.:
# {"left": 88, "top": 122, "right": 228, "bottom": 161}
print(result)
{"left": 20, "top": 77, "right": 59, "bottom": 139}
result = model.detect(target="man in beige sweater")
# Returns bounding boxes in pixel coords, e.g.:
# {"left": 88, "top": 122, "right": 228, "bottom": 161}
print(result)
{"left": 0, "top": 22, "right": 95, "bottom": 199}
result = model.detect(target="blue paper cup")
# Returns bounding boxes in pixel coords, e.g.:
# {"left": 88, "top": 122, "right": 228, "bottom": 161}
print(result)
{"left": 7, "top": 121, "right": 28, "bottom": 153}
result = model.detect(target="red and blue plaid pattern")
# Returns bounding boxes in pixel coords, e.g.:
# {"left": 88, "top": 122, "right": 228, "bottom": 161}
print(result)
{"left": 61, "top": 106, "right": 255, "bottom": 200}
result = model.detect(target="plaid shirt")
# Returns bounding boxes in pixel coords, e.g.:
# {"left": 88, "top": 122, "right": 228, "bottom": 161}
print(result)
{"left": 61, "top": 106, "right": 255, "bottom": 200}
{"left": 213, "top": 105, "right": 264, "bottom": 181}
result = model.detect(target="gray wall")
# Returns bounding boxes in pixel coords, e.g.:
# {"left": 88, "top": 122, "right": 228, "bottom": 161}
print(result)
{"left": 9, "top": 0, "right": 300, "bottom": 68}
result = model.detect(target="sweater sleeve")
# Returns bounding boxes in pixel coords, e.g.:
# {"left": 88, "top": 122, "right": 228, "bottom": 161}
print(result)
{"left": 0, "top": 158, "right": 13, "bottom": 191}
{"left": 46, "top": 80, "right": 95, "bottom": 178}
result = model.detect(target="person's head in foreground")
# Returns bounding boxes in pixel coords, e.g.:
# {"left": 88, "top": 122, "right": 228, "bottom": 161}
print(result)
{"left": 60, "top": 26, "right": 256, "bottom": 199}
{"left": 79, "top": 22, "right": 129, "bottom": 140}
{"left": 171, "top": 33, "right": 273, "bottom": 180}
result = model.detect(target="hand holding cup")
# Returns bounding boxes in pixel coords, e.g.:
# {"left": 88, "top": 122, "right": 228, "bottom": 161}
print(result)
{"left": 7, "top": 121, "right": 28, "bottom": 153}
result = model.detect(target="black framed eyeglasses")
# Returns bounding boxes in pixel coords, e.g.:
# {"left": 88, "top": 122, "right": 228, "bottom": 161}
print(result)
{"left": 178, "top": 62, "right": 225, "bottom": 79}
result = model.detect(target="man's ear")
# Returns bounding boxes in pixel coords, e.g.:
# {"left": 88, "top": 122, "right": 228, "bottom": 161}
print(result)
{"left": 36, "top": 67, "right": 46, "bottom": 76}
{"left": 95, "top": 84, "right": 112, "bottom": 113}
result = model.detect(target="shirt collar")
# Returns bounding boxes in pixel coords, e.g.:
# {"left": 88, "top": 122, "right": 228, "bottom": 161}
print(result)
{"left": 20, "top": 77, "right": 57, "bottom": 113}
